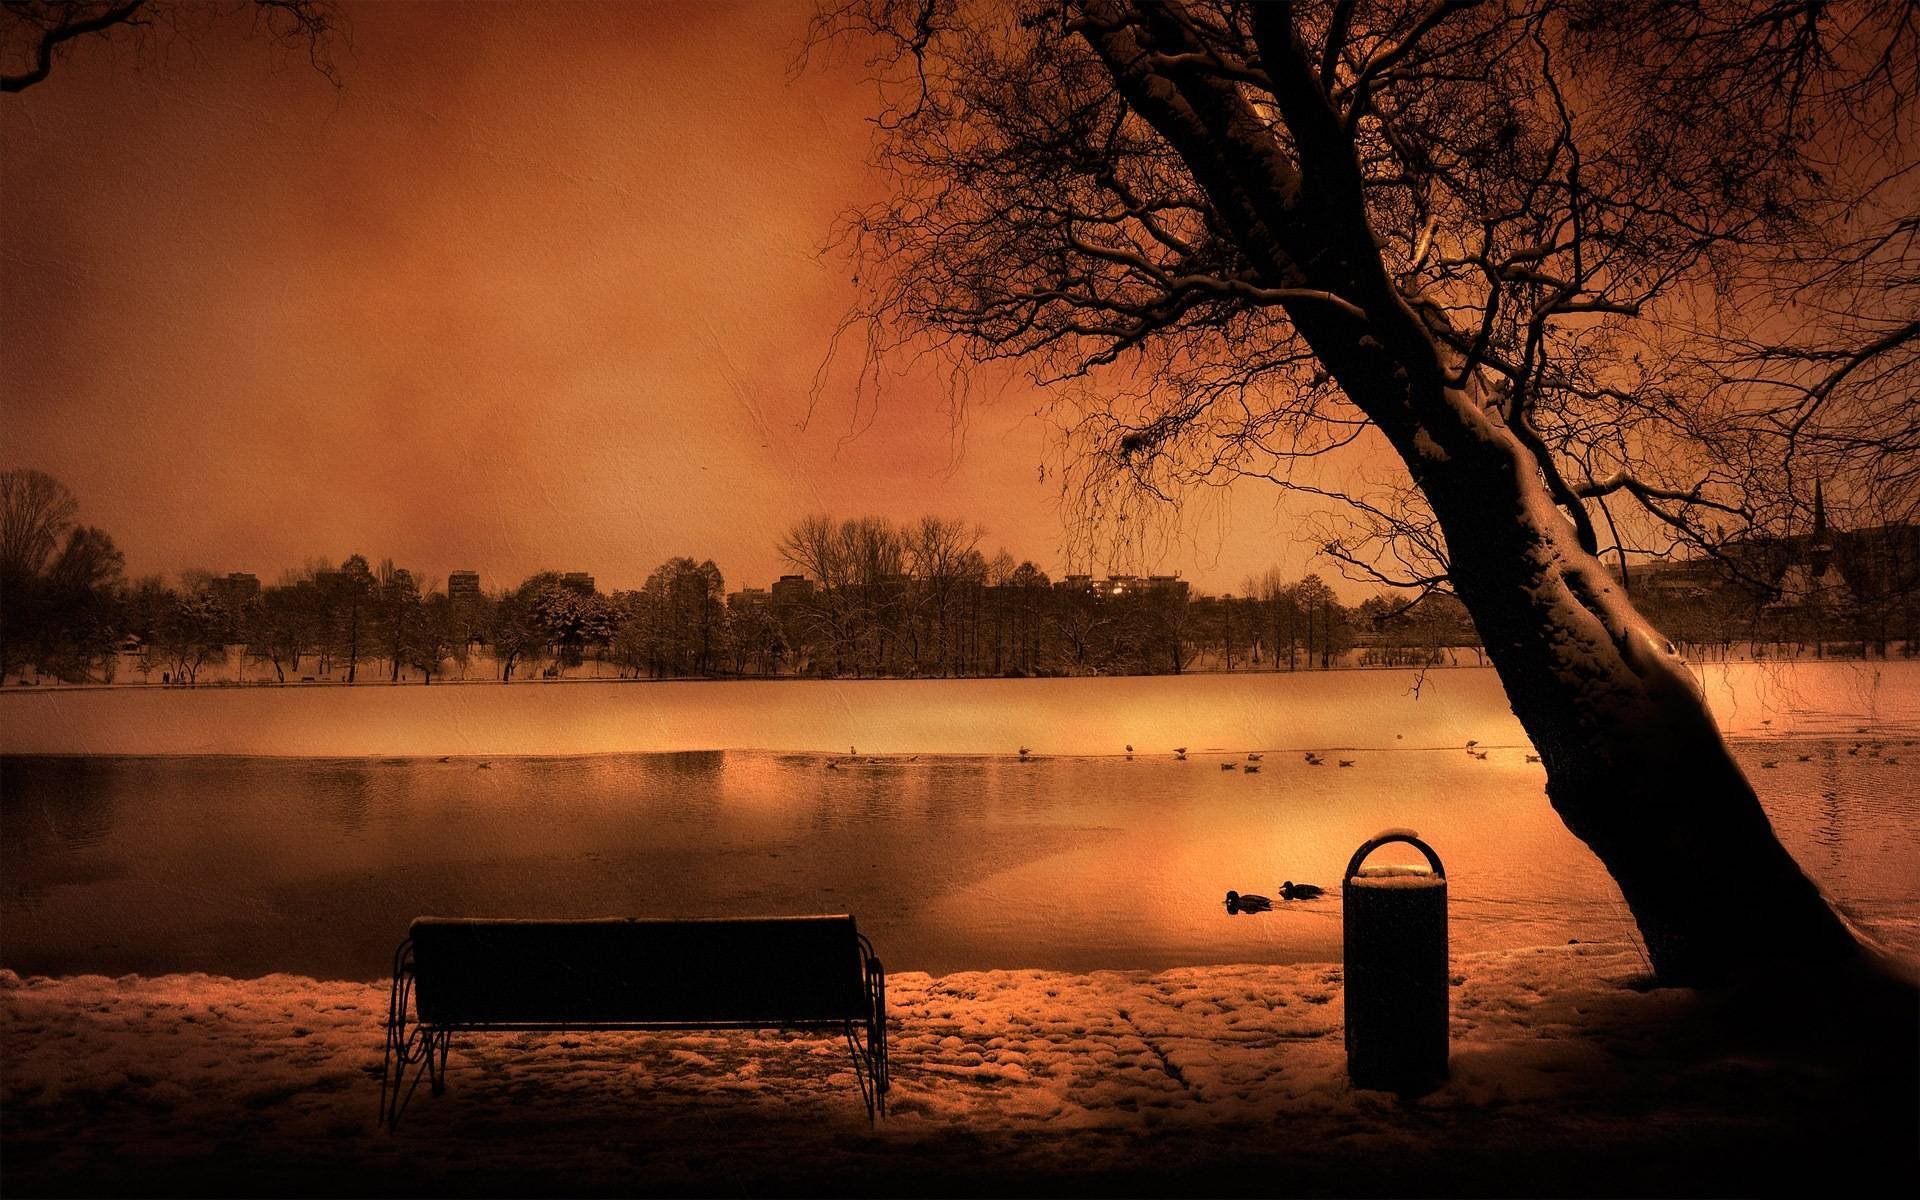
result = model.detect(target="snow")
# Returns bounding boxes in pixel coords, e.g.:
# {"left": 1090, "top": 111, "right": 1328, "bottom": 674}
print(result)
{"left": 2, "top": 660, "right": 1914, "bottom": 757}
{"left": 3, "top": 943, "right": 1909, "bottom": 1194}
{"left": 1348, "top": 867, "right": 1444, "bottom": 889}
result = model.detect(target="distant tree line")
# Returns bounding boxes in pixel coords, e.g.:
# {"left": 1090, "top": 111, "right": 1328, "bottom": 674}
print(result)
{"left": 1, "top": 469, "right": 1906, "bottom": 686}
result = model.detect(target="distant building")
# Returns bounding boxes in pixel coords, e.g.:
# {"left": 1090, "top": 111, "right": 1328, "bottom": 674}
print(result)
{"left": 208, "top": 572, "right": 261, "bottom": 606}
{"left": 448, "top": 570, "right": 482, "bottom": 602}
{"left": 728, "top": 586, "right": 771, "bottom": 613}
{"left": 1053, "top": 574, "right": 1095, "bottom": 593}
{"left": 1102, "top": 575, "right": 1141, "bottom": 598}
{"left": 770, "top": 574, "right": 816, "bottom": 605}
{"left": 1144, "top": 574, "right": 1190, "bottom": 600}
{"left": 561, "top": 572, "right": 596, "bottom": 594}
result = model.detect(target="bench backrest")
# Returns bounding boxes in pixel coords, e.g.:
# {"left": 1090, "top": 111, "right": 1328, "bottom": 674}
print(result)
{"left": 408, "top": 915, "right": 871, "bottom": 1027}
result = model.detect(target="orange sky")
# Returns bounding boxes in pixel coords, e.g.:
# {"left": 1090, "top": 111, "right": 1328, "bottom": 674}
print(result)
{"left": 1, "top": 0, "right": 1352, "bottom": 598}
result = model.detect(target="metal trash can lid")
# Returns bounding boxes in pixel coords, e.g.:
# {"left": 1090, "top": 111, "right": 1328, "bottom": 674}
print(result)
{"left": 1345, "top": 829, "right": 1446, "bottom": 884}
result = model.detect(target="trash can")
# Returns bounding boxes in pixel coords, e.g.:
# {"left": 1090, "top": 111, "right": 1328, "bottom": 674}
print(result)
{"left": 1342, "top": 828, "right": 1448, "bottom": 1093}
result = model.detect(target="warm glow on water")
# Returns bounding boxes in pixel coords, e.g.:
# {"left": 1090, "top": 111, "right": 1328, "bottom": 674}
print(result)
{"left": 5, "top": 735, "right": 1915, "bottom": 980}
{"left": 2, "top": 662, "right": 1916, "bottom": 757}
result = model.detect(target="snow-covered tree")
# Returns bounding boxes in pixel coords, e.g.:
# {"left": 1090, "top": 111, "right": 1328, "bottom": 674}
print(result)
{"left": 816, "top": 0, "right": 1918, "bottom": 987}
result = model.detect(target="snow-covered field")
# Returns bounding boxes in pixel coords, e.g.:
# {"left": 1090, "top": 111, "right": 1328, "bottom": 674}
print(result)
{"left": 4, "top": 944, "right": 1910, "bottom": 1197}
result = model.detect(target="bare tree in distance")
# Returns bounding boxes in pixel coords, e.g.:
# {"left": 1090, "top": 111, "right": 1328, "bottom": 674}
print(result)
{"left": 812, "top": 0, "right": 1919, "bottom": 989}
{"left": 0, "top": 0, "right": 345, "bottom": 94}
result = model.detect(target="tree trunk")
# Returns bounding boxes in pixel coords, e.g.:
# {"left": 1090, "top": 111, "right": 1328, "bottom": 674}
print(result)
{"left": 1413, "top": 421, "right": 1868, "bottom": 985}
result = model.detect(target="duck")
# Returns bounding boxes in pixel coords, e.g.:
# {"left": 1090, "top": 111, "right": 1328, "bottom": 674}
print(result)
{"left": 437, "top": 756, "right": 452, "bottom": 763}
{"left": 1125, "top": 744, "right": 1134, "bottom": 757}
{"left": 1468, "top": 749, "right": 1488, "bottom": 760}
{"left": 1338, "top": 759, "right": 1355, "bottom": 768}
{"left": 1221, "top": 761, "right": 1238, "bottom": 771}
{"left": 1465, "top": 739, "right": 1479, "bottom": 749}
{"left": 477, "top": 761, "right": 493, "bottom": 770}
{"left": 1304, "top": 752, "right": 1324, "bottom": 766}
{"left": 1524, "top": 753, "right": 1541, "bottom": 763}
{"left": 1247, "top": 753, "right": 1263, "bottom": 762}
{"left": 1018, "top": 746, "right": 1032, "bottom": 761}
{"left": 1245, "top": 764, "right": 1261, "bottom": 773}
{"left": 1280, "top": 881, "right": 1325, "bottom": 901}
{"left": 1224, "top": 890, "right": 1273, "bottom": 914}
{"left": 1796, "top": 754, "right": 1813, "bottom": 762}
{"left": 1760, "top": 760, "right": 1779, "bottom": 769}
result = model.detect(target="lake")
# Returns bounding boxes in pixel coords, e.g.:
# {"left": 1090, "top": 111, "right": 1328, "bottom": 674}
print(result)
{"left": 11, "top": 660, "right": 1920, "bottom": 979}
{"left": 4, "top": 664, "right": 1918, "bottom": 980}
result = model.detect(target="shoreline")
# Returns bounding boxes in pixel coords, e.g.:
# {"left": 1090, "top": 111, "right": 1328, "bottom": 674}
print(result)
{"left": 5, "top": 943, "right": 1912, "bottom": 1197}
{"left": 4, "top": 661, "right": 1914, "bottom": 758}
{"left": 0, "top": 725, "right": 1908, "bottom": 762}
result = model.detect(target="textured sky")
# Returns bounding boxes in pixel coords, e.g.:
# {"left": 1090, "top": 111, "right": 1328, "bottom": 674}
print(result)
{"left": 1, "top": 0, "right": 1348, "bottom": 597}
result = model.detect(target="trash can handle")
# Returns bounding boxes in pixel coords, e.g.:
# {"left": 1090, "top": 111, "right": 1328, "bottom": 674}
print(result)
{"left": 1345, "top": 830, "right": 1446, "bottom": 882}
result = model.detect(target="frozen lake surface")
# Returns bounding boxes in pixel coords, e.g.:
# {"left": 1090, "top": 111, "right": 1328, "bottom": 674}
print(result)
{"left": 5, "top": 660, "right": 1919, "bottom": 757}
{"left": 5, "top": 664, "right": 1917, "bottom": 980}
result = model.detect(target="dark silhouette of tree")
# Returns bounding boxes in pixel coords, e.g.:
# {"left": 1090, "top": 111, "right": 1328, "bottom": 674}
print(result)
{"left": 407, "top": 592, "right": 457, "bottom": 684}
{"left": 0, "top": 0, "right": 345, "bottom": 94}
{"left": 248, "top": 581, "right": 315, "bottom": 683}
{"left": 489, "top": 580, "right": 547, "bottom": 683}
{"left": 0, "top": 468, "right": 78, "bottom": 679}
{"left": 37, "top": 525, "right": 126, "bottom": 680}
{"left": 815, "top": 0, "right": 1918, "bottom": 987}
{"left": 149, "top": 583, "right": 222, "bottom": 685}
{"left": 325, "top": 554, "right": 374, "bottom": 684}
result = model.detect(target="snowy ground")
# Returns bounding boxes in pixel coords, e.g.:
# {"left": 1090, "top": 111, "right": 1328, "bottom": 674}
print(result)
{"left": 4, "top": 943, "right": 1912, "bottom": 1197}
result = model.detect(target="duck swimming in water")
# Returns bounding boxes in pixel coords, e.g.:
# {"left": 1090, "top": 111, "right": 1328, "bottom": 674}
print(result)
{"left": 1280, "top": 881, "right": 1325, "bottom": 901}
{"left": 1224, "top": 890, "right": 1273, "bottom": 914}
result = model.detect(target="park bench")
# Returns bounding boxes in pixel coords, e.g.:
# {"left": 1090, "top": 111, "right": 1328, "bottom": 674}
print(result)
{"left": 379, "top": 915, "right": 889, "bottom": 1129}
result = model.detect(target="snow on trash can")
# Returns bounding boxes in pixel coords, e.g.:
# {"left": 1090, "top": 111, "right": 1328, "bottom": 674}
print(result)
{"left": 1343, "top": 828, "right": 1448, "bottom": 1093}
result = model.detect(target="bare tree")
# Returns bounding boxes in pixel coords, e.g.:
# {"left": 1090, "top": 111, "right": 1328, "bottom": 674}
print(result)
{"left": 1, "top": 0, "right": 345, "bottom": 94}
{"left": 815, "top": 0, "right": 1920, "bottom": 988}
{"left": 0, "top": 468, "right": 80, "bottom": 678}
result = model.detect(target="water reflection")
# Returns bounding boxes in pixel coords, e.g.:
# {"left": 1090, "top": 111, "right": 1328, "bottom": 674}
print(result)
{"left": 2, "top": 743, "right": 1916, "bottom": 981}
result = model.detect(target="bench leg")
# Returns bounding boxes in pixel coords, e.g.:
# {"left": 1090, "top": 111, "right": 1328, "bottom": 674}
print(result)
{"left": 845, "top": 1022, "right": 877, "bottom": 1124}
{"left": 380, "top": 1027, "right": 448, "bottom": 1131}
{"left": 427, "top": 1029, "right": 451, "bottom": 1096}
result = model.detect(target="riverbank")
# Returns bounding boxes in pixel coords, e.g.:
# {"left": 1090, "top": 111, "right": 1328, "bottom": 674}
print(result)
{"left": 4, "top": 660, "right": 1917, "bottom": 757}
{"left": 3, "top": 943, "right": 1910, "bottom": 1197}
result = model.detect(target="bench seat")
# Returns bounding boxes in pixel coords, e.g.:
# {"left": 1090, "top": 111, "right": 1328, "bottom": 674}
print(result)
{"left": 380, "top": 915, "right": 888, "bottom": 1128}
